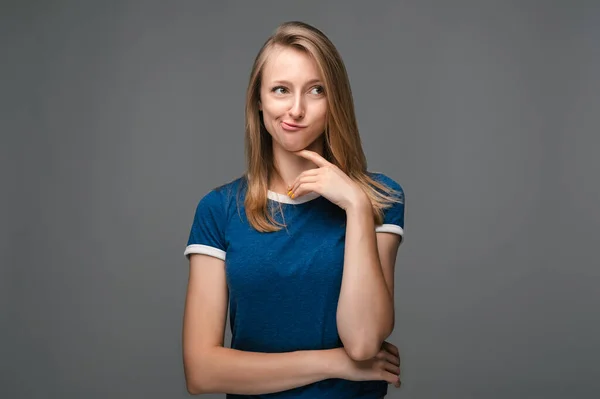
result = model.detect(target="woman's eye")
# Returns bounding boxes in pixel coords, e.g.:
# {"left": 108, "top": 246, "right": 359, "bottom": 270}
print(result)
{"left": 310, "top": 86, "right": 325, "bottom": 95}
{"left": 272, "top": 86, "right": 287, "bottom": 94}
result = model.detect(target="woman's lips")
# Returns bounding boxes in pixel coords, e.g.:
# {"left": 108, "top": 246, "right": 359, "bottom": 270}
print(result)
{"left": 281, "top": 121, "right": 306, "bottom": 131}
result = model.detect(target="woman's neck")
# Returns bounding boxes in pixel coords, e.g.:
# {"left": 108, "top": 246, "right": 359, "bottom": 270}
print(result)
{"left": 269, "top": 139, "right": 324, "bottom": 194}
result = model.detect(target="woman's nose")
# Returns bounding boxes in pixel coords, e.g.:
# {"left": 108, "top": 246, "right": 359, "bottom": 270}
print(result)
{"left": 288, "top": 96, "right": 305, "bottom": 119}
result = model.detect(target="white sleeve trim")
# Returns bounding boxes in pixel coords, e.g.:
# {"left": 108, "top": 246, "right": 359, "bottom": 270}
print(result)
{"left": 184, "top": 244, "right": 226, "bottom": 261}
{"left": 375, "top": 224, "right": 404, "bottom": 236}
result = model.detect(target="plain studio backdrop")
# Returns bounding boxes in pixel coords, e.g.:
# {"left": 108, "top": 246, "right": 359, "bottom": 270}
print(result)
{"left": 2, "top": 1, "right": 599, "bottom": 398}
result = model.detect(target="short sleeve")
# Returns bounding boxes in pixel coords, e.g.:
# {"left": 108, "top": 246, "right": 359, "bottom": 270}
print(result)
{"left": 184, "top": 189, "right": 228, "bottom": 261}
{"left": 372, "top": 173, "right": 405, "bottom": 240}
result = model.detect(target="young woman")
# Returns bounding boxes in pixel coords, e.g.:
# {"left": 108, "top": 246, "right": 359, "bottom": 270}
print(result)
{"left": 182, "top": 21, "right": 405, "bottom": 398}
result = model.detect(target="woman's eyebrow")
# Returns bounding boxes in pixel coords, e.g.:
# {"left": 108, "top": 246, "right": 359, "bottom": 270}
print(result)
{"left": 270, "top": 79, "right": 323, "bottom": 86}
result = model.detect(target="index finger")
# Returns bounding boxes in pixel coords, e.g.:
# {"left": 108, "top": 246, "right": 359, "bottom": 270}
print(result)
{"left": 294, "top": 150, "right": 330, "bottom": 167}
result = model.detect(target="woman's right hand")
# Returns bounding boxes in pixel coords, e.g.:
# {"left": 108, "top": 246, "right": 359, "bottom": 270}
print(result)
{"left": 333, "top": 341, "right": 402, "bottom": 388}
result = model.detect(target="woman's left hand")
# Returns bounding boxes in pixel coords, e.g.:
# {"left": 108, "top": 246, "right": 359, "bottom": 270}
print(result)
{"left": 287, "top": 150, "right": 369, "bottom": 211}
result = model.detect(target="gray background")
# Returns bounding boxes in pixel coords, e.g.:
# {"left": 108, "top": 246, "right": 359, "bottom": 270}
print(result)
{"left": 2, "top": 0, "right": 599, "bottom": 398}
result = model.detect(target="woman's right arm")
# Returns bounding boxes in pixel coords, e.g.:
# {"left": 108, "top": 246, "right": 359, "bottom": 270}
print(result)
{"left": 182, "top": 254, "right": 342, "bottom": 395}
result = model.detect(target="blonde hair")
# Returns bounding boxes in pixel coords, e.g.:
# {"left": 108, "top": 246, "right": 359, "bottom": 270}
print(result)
{"left": 243, "top": 21, "right": 402, "bottom": 232}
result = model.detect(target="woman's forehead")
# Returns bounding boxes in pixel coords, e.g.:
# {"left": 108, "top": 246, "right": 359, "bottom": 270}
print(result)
{"left": 262, "top": 46, "right": 322, "bottom": 83}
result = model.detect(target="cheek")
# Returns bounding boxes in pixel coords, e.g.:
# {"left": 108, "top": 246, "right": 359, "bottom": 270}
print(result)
{"left": 261, "top": 100, "right": 286, "bottom": 120}
{"left": 311, "top": 103, "right": 328, "bottom": 124}
{"left": 260, "top": 102, "right": 283, "bottom": 136}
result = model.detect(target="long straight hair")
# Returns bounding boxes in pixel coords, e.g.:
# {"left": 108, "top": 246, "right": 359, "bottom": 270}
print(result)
{"left": 244, "top": 21, "right": 402, "bottom": 232}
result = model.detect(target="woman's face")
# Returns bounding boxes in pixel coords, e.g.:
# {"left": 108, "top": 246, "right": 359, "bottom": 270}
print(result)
{"left": 259, "top": 46, "right": 328, "bottom": 153}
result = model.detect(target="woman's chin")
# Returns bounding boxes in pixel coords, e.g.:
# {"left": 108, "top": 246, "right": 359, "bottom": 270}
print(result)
{"left": 272, "top": 133, "right": 324, "bottom": 154}
{"left": 277, "top": 140, "right": 310, "bottom": 153}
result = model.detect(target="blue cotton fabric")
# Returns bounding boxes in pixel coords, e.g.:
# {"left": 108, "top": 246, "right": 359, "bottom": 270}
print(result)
{"left": 184, "top": 173, "right": 404, "bottom": 399}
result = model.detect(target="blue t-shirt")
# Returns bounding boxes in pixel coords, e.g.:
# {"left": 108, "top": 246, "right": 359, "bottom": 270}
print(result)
{"left": 184, "top": 172, "right": 405, "bottom": 399}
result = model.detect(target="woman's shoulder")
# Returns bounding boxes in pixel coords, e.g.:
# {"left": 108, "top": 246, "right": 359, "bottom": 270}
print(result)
{"left": 195, "top": 175, "right": 247, "bottom": 211}
{"left": 212, "top": 175, "right": 247, "bottom": 197}
{"left": 366, "top": 171, "right": 404, "bottom": 193}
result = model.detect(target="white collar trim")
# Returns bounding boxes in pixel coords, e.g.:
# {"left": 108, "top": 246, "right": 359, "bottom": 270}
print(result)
{"left": 267, "top": 190, "right": 321, "bottom": 204}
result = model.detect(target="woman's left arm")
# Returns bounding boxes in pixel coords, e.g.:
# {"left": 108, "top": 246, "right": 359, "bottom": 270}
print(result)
{"left": 288, "top": 150, "right": 403, "bottom": 362}
{"left": 337, "top": 200, "right": 401, "bottom": 361}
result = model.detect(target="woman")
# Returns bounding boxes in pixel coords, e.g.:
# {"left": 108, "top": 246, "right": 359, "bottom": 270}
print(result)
{"left": 182, "top": 21, "right": 405, "bottom": 398}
